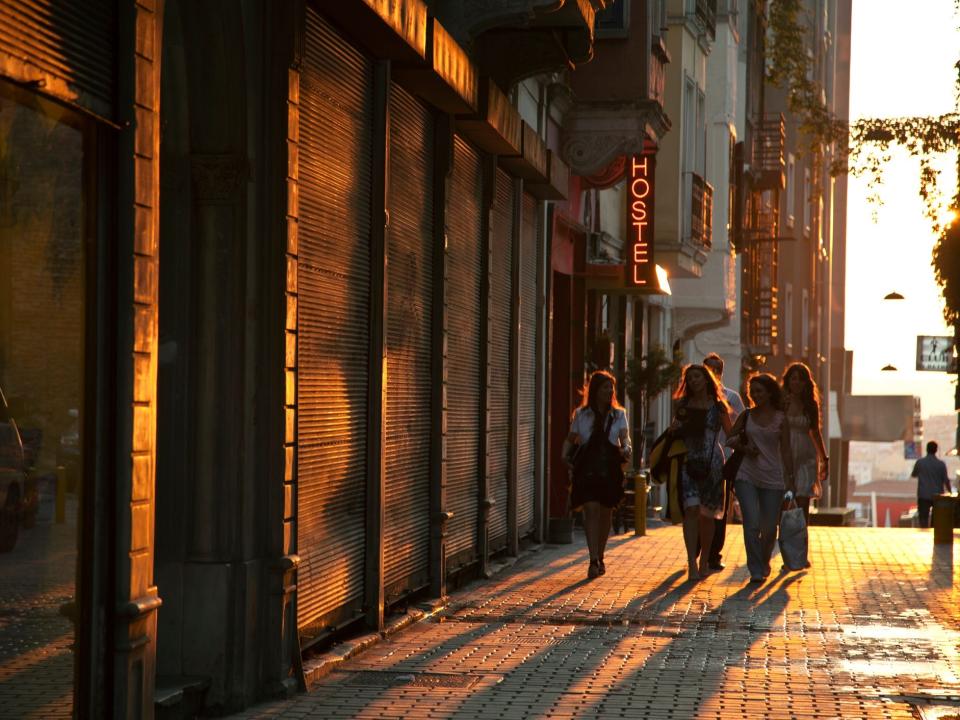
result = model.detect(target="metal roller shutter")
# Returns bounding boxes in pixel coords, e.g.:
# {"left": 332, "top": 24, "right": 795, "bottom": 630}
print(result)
{"left": 383, "top": 83, "right": 433, "bottom": 599}
{"left": 445, "top": 136, "right": 483, "bottom": 568}
{"left": 0, "top": 0, "right": 116, "bottom": 118}
{"left": 488, "top": 169, "right": 514, "bottom": 551}
{"left": 517, "top": 193, "right": 540, "bottom": 536}
{"left": 297, "top": 9, "right": 372, "bottom": 633}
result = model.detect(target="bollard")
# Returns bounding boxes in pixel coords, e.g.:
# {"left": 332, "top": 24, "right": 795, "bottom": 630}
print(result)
{"left": 634, "top": 473, "right": 647, "bottom": 537}
{"left": 55, "top": 465, "right": 66, "bottom": 524}
{"left": 932, "top": 493, "right": 955, "bottom": 544}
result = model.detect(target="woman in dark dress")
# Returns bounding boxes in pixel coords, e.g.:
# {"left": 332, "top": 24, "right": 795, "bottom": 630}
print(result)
{"left": 562, "top": 370, "right": 632, "bottom": 579}
{"left": 670, "top": 364, "right": 732, "bottom": 581}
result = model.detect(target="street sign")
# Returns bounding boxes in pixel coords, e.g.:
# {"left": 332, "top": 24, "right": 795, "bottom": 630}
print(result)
{"left": 916, "top": 335, "right": 956, "bottom": 372}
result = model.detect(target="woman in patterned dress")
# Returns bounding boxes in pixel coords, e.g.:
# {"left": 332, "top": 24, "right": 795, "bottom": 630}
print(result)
{"left": 669, "top": 364, "right": 732, "bottom": 581}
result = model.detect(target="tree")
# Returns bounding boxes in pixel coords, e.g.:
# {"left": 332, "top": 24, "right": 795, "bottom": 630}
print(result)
{"left": 625, "top": 345, "right": 682, "bottom": 466}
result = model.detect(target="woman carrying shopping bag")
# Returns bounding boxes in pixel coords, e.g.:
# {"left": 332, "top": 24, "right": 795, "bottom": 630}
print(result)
{"left": 781, "top": 362, "right": 829, "bottom": 525}
{"left": 725, "top": 373, "right": 795, "bottom": 584}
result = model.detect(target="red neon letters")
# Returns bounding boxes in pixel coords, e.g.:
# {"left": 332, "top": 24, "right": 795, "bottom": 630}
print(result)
{"left": 627, "top": 154, "right": 655, "bottom": 287}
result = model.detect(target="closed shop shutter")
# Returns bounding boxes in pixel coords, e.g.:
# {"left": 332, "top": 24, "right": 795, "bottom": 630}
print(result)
{"left": 488, "top": 169, "right": 514, "bottom": 551}
{"left": 297, "top": 9, "right": 372, "bottom": 634}
{"left": 0, "top": 1, "right": 116, "bottom": 119}
{"left": 383, "top": 83, "right": 433, "bottom": 599}
{"left": 445, "top": 135, "right": 483, "bottom": 568}
{"left": 517, "top": 193, "right": 540, "bottom": 536}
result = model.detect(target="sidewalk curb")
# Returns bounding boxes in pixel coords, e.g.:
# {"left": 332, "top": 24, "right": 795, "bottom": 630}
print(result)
{"left": 300, "top": 543, "right": 549, "bottom": 688}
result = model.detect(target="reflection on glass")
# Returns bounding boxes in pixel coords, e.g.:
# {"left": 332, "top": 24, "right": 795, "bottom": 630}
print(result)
{"left": 0, "top": 84, "right": 85, "bottom": 716}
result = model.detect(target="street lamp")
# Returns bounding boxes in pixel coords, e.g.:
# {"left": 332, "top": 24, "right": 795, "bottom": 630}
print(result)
{"left": 881, "top": 364, "right": 898, "bottom": 371}
{"left": 883, "top": 291, "right": 905, "bottom": 300}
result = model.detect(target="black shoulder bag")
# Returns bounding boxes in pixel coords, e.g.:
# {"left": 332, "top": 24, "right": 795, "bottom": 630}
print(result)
{"left": 721, "top": 409, "right": 750, "bottom": 483}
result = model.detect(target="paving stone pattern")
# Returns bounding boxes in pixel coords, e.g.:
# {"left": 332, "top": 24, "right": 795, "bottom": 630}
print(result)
{"left": 234, "top": 525, "right": 960, "bottom": 719}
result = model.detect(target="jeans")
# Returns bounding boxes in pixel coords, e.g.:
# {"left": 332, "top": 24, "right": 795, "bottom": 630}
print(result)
{"left": 918, "top": 497, "right": 934, "bottom": 528}
{"left": 735, "top": 480, "right": 784, "bottom": 579}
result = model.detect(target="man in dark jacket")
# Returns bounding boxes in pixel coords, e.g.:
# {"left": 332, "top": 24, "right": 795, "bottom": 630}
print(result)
{"left": 912, "top": 441, "right": 951, "bottom": 528}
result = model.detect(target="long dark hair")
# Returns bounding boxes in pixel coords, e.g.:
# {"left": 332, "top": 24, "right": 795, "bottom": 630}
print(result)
{"left": 782, "top": 362, "right": 821, "bottom": 430}
{"left": 575, "top": 370, "right": 623, "bottom": 432}
{"left": 746, "top": 372, "right": 783, "bottom": 410}
{"left": 673, "top": 363, "right": 728, "bottom": 409}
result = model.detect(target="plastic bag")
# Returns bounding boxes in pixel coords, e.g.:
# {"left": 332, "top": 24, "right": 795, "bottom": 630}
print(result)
{"left": 778, "top": 497, "right": 808, "bottom": 571}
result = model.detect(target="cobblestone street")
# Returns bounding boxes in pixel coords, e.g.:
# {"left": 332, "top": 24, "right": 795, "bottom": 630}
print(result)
{"left": 234, "top": 524, "right": 960, "bottom": 719}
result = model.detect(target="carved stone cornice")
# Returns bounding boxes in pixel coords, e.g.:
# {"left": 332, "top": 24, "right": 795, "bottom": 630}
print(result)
{"left": 190, "top": 155, "right": 248, "bottom": 204}
{"left": 560, "top": 99, "right": 671, "bottom": 176}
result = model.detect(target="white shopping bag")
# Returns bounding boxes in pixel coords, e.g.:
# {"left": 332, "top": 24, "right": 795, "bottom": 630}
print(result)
{"left": 778, "top": 495, "right": 808, "bottom": 571}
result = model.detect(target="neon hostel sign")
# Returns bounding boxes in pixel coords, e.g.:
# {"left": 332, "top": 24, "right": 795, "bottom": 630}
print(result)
{"left": 627, "top": 153, "right": 656, "bottom": 288}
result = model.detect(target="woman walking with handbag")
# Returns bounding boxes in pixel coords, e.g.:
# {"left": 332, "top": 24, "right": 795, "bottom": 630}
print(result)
{"left": 562, "top": 370, "right": 632, "bottom": 579}
{"left": 726, "top": 373, "right": 795, "bottom": 583}
{"left": 669, "top": 364, "right": 732, "bottom": 581}
{"left": 781, "top": 363, "right": 829, "bottom": 525}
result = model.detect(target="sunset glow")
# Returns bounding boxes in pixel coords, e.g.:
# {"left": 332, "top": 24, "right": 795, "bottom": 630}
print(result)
{"left": 846, "top": 0, "right": 960, "bottom": 420}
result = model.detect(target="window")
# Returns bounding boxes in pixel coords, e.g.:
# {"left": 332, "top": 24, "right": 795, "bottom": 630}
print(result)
{"left": 596, "top": 0, "right": 630, "bottom": 38}
{"left": 801, "top": 289, "right": 810, "bottom": 356}
{"left": 786, "top": 153, "right": 796, "bottom": 228}
{"left": 784, "top": 283, "right": 794, "bottom": 355}
{"left": 803, "top": 167, "right": 811, "bottom": 236}
{"left": 0, "top": 79, "right": 93, "bottom": 714}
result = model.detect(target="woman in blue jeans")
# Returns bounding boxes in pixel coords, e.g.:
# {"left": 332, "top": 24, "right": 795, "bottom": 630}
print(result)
{"left": 726, "top": 373, "right": 795, "bottom": 583}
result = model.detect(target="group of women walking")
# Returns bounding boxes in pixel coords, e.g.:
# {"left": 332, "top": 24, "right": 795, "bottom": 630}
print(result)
{"left": 563, "top": 361, "right": 827, "bottom": 583}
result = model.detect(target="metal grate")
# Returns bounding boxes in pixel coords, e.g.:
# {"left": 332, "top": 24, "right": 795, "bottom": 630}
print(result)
{"left": 445, "top": 135, "right": 484, "bottom": 565}
{"left": 487, "top": 169, "right": 514, "bottom": 551}
{"left": 383, "top": 82, "right": 434, "bottom": 597}
{"left": 297, "top": 7, "right": 373, "bottom": 632}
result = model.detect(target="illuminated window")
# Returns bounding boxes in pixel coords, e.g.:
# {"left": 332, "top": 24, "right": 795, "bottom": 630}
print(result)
{"left": 784, "top": 283, "right": 794, "bottom": 355}
{"left": 786, "top": 153, "right": 796, "bottom": 228}
{"left": 801, "top": 289, "right": 810, "bottom": 357}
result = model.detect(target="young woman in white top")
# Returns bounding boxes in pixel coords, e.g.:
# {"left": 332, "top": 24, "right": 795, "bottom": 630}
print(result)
{"left": 781, "top": 362, "right": 828, "bottom": 525}
{"left": 562, "top": 370, "right": 632, "bottom": 579}
{"left": 726, "top": 373, "right": 796, "bottom": 583}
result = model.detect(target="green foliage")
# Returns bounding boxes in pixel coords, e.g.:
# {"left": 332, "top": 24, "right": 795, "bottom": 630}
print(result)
{"left": 933, "top": 220, "right": 960, "bottom": 326}
{"left": 625, "top": 345, "right": 682, "bottom": 408}
{"left": 848, "top": 113, "right": 960, "bottom": 229}
{"left": 766, "top": 0, "right": 848, "bottom": 171}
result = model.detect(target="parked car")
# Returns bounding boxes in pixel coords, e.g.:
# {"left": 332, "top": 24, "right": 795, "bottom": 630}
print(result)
{"left": 0, "top": 386, "right": 26, "bottom": 552}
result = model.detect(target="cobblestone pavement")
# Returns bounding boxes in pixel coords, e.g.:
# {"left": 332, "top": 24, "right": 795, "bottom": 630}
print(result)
{"left": 233, "top": 525, "right": 960, "bottom": 719}
{"left": 0, "top": 493, "right": 78, "bottom": 719}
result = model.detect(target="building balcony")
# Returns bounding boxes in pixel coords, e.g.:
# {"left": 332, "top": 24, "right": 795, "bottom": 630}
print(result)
{"left": 752, "top": 113, "right": 785, "bottom": 191}
{"left": 434, "top": 0, "right": 605, "bottom": 88}
{"left": 560, "top": 1, "right": 671, "bottom": 175}
{"left": 690, "top": 172, "right": 713, "bottom": 250}
{"left": 694, "top": 0, "right": 717, "bottom": 40}
{"left": 655, "top": 171, "right": 714, "bottom": 280}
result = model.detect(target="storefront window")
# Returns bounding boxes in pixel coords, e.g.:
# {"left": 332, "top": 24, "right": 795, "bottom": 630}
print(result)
{"left": 0, "top": 81, "right": 88, "bottom": 716}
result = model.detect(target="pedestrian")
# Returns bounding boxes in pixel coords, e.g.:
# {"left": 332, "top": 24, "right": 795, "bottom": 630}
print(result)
{"left": 781, "top": 362, "right": 829, "bottom": 524}
{"left": 669, "top": 364, "right": 732, "bottom": 581}
{"left": 702, "top": 352, "right": 745, "bottom": 571}
{"left": 911, "top": 441, "right": 951, "bottom": 528}
{"left": 726, "top": 373, "right": 795, "bottom": 583}
{"left": 562, "top": 370, "right": 632, "bottom": 579}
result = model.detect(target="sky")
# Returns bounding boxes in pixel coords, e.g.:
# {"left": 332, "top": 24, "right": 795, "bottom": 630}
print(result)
{"left": 845, "top": 0, "right": 959, "bottom": 422}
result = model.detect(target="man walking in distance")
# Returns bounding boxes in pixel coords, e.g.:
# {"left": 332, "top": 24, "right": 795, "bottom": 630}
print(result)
{"left": 703, "top": 353, "right": 745, "bottom": 570}
{"left": 911, "top": 441, "right": 952, "bottom": 528}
